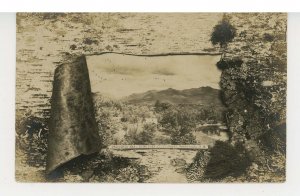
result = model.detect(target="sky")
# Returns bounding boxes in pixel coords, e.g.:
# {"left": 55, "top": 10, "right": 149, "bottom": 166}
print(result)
{"left": 87, "top": 53, "right": 221, "bottom": 99}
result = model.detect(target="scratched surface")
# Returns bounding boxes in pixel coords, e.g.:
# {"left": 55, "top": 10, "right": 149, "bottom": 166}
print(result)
{"left": 15, "top": 13, "right": 287, "bottom": 183}
{"left": 16, "top": 13, "right": 222, "bottom": 117}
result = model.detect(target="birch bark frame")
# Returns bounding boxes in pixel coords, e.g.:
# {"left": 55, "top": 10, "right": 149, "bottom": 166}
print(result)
{"left": 46, "top": 53, "right": 223, "bottom": 173}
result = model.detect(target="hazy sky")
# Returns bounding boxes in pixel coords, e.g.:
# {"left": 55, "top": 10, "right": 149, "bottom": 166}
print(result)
{"left": 87, "top": 53, "right": 221, "bottom": 99}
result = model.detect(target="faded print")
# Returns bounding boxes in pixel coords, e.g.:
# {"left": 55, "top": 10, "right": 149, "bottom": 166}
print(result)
{"left": 16, "top": 13, "right": 286, "bottom": 183}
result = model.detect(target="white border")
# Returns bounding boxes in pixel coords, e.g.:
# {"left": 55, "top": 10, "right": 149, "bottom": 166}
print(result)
{"left": 1, "top": 11, "right": 300, "bottom": 196}
{"left": 0, "top": 0, "right": 300, "bottom": 12}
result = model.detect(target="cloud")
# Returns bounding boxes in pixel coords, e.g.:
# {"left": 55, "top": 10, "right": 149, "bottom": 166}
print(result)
{"left": 152, "top": 68, "right": 176, "bottom": 76}
{"left": 87, "top": 54, "right": 221, "bottom": 98}
{"left": 102, "top": 65, "right": 144, "bottom": 75}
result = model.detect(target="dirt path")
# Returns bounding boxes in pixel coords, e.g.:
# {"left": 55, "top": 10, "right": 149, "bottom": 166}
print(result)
{"left": 113, "top": 149, "right": 198, "bottom": 183}
{"left": 16, "top": 146, "right": 199, "bottom": 183}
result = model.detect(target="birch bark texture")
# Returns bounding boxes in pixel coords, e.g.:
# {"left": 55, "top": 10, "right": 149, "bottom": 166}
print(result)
{"left": 46, "top": 56, "right": 101, "bottom": 173}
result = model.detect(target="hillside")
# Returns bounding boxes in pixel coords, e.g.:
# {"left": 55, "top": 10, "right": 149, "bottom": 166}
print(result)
{"left": 122, "top": 86, "right": 224, "bottom": 107}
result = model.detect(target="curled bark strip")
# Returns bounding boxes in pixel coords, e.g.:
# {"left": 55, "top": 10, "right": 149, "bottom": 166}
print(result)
{"left": 46, "top": 56, "right": 101, "bottom": 174}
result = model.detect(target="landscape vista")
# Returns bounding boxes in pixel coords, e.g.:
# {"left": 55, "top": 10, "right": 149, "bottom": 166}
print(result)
{"left": 87, "top": 54, "right": 228, "bottom": 146}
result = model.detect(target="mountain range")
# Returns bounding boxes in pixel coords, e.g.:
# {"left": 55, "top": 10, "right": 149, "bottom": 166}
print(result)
{"left": 122, "top": 86, "right": 224, "bottom": 107}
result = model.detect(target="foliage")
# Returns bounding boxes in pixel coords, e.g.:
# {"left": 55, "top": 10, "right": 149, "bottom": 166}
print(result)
{"left": 171, "top": 132, "right": 196, "bottom": 145}
{"left": 124, "top": 123, "right": 155, "bottom": 145}
{"left": 93, "top": 94, "right": 225, "bottom": 146}
{"left": 204, "top": 141, "right": 251, "bottom": 179}
{"left": 199, "top": 125, "right": 220, "bottom": 134}
{"left": 209, "top": 13, "right": 287, "bottom": 181}
{"left": 48, "top": 152, "right": 152, "bottom": 182}
{"left": 186, "top": 150, "right": 211, "bottom": 182}
{"left": 210, "top": 18, "right": 236, "bottom": 48}
{"left": 216, "top": 58, "right": 243, "bottom": 70}
{"left": 158, "top": 106, "right": 197, "bottom": 144}
{"left": 186, "top": 141, "right": 251, "bottom": 181}
{"left": 158, "top": 104, "right": 223, "bottom": 131}
{"left": 16, "top": 111, "right": 49, "bottom": 167}
{"left": 154, "top": 100, "right": 171, "bottom": 113}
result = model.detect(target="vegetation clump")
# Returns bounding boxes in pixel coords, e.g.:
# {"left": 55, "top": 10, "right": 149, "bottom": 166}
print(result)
{"left": 202, "top": 13, "right": 287, "bottom": 182}
{"left": 210, "top": 17, "right": 236, "bottom": 48}
{"left": 204, "top": 141, "right": 250, "bottom": 179}
{"left": 16, "top": 111, "right": 49, "bottom": 168}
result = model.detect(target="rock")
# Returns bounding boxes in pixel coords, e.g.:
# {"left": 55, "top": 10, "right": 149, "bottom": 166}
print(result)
{"left": 262, "top": 80, "right": 274, "bottom": 87}
{"left": 171, "top": 158, "right": 186, "bottom": 167}
{"left": 175, "top": 167, "right": 186, "bottom": 174}
{"left": 251, "top": 163, "right": 258, "bottom": 170}
{"left": 81, "top": 170, "right": 94, "bottom": 181}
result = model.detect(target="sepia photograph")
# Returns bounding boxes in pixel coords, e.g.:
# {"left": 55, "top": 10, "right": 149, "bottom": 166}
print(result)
{"left": 15, "top": 13, "right": 286, "bottom": 183}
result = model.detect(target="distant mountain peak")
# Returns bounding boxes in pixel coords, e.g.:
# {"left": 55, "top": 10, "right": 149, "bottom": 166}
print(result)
{"left": 122, "top": 86, "right": 223, "bottom": 107}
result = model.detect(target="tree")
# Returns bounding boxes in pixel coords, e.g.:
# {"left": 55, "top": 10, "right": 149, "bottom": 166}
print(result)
{"left": 159, "top": 107, "right": 197, "bottom": 144}
{"left": 159, "top": 108, "right": 178, "bottom": 133}
{"left": 154, "top": 100, "right": 171, "bottom": 113}
{"left": 210, "top": 17, "right": 236, "bottom": 48}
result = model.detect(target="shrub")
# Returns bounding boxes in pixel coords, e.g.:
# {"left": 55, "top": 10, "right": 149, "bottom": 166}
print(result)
{"left": 124, "top": 126, "right": 155, "bottom": 145}
{"left": 216, "top": 58, "right": 243, "bottom": 70}
{"left": 211, "top": 18, "right": 236, "bottom": 48}
{"left": 200, "top": 125, "right": 220, "bottom": 134}
{"left": 204, "top": 141, "right": 251, "bottom": 179}
{"left": 154, "top": 100, "right": 171, "bottom": 113}
{"left": 171, "top": 132, "right": 196, "bottom": 145}
{"left": 16, "top": 112, "right": 49, "bottom": 167}
{"left": 158, "top": 106, "right": 198, "bottom": 145}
